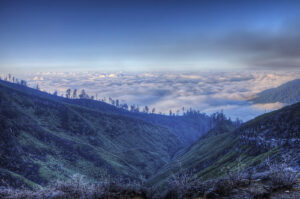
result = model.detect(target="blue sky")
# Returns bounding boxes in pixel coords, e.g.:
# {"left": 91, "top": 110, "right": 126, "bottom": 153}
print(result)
{"left": 1, "top": 0, "right": 300, "bottom": 72}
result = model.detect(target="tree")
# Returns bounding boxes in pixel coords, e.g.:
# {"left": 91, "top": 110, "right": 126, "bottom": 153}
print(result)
{"left": 108, "top": 97, "right": 115, "bottom": 105}
{"left": 20, "top": 80, "right": 27, "bottom": 86}
{"left": 130, "top": 104, "right": 140, "bottom": 112}
{"left": 130, "top": 104, "right": 135, "bottom": 112}
{"left": 234, "top": 118, "right": 243, "bottom": 127}
{"left": 115, "top": 99, "right": 119, "bottom": 107}
{"left": 136, "top": 105, "right": 140, "bottom": 112}
{"left": 53, "top": 91, "right": 58, "bottom": 96}
{"left": 72, "top": 89, "right": 77, "bottom": 99}
{"left": 79, "top": 89, "right": 89, "bottom": 99}
{"left": 152, "top": 108, "right": 156, "bottom": 114}
{"left": 66, "top": 89, "right": 71, "bottom": 98}
{"left": 169, "top": 110, "right": 173, "bottom": 116}
{"left": 36, "top": 84, "right": 40, "bottom": 90}
{"left": 121, "top": 103, "right": 128, "bottom": 110}
{"left": 144, "top": 106, "right": 149, "bottom": 113}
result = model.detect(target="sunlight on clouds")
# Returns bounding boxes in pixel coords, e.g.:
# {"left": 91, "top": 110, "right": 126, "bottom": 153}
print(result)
{"left": 14, "top": 71, "right": 300, "bottom": 121}
{"left": 252, "top": 102, "right": 285, "bottom": 111}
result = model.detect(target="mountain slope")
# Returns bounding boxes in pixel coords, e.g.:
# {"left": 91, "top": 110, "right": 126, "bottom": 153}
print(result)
{"left": 150, "top": 103, "right": 300, "bottom": 197}
{"left": 252, "top": 78, "right": 300, "bottom": 104}
{"left": 238, "top": 102, "right": 300, "bottom": 162}
{"left": 0, "top": 80, "right": 182, "bottom": 188}
{"left": 0, "top": 80, "right": 212, "bottom": 146}
{"left": 148, "top": 122, "right": 276, "bottom": 195}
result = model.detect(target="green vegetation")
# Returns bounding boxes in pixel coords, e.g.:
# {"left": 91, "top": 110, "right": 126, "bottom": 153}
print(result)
{"left": 0, "top": 79, "right": 299, "bottom": 198}
{"left": 0, "top": 80, "right": 182, "bottom": 188}
{"left": 148, "top": 121, "right": 283, "bottom": 196}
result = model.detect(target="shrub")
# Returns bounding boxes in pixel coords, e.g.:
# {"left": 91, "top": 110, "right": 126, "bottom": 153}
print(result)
{"left": 166, "top": 169, "right": 195, "bottom": 199}
{"left": 213, "top": 179, "right": 233, "bottom": 196}
{"left": 266, "top": 156, "right": 298, "bottom": 191}
{"left": 0, "top": 174, "right": 148, "bottom": 199}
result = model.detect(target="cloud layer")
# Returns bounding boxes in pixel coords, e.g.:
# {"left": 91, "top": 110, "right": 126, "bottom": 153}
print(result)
{"left": 10, "top": 71, "right": 299, "bottom": 121}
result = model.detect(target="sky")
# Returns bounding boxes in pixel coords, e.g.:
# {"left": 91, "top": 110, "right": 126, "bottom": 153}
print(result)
{"left": 1, "top": 0, "right": 300, "bottom": 72}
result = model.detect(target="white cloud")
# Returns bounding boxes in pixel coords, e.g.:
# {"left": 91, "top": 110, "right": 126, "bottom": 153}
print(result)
{"left": 19, "top": 71, "right": 300, "bottom": 121}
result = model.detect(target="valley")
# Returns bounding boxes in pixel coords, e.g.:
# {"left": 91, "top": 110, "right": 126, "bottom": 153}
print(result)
{"left": 0, "top": 79, "right": 299, "bottom": 198}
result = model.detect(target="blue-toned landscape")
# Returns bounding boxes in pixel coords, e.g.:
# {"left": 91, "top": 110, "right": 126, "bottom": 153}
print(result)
{"left": 0, "top": 1, "right": 300, "bottom": 198}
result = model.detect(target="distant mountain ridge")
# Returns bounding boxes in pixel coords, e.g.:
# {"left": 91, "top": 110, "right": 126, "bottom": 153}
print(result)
{"left": 252, "top": 78, "right": 300, "bottom": 104}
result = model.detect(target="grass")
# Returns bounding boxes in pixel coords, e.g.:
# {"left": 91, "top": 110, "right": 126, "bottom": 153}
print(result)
{"left": 148, "top": 123, "right": 281, "bottom": 196}
{"left": 0, "top": 168, "right": 40, "bottom": 189}
{"left": 0, "top": 80, "right": 182, "bottom": 188}
{"left": 1, "top": 79, "right": 297, "bottom": 198}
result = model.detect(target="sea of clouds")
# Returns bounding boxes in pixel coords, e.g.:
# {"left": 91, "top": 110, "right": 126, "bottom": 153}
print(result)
{"left": 10, "top": 71, "right": 300, "bottom": 121}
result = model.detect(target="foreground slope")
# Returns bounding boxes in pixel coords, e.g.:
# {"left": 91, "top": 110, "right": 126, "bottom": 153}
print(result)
{"left": 148, "top": 121, "right": 274, "bottom": 193}
{"left": 252, "top": 78, "right": 300, "bottom": 104}
{"left": 150, "top": 103, "right": 300, "bottom": 196}
{"left": 0, "top": 80, "right": 182, "bottom": 187}
{"left": 238, "top": 102, "right": 300, "bottom": 165}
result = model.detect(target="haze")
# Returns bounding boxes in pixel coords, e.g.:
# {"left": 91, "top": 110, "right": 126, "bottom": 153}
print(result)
{"left": 1, "top": 0, "right": 300, "bottom": 72}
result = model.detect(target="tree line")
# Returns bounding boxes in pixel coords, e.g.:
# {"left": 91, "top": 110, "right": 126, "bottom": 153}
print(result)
{"left": 1, "top": 74, "right": 28, "bottom": 87}
{"left": 1, "top": 74, "right": 243, "bottom": 124}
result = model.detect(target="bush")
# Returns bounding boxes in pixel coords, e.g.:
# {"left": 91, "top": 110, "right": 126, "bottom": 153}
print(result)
{"left": 0, "top": 174, "right": 148, "bottom": 199}
{"left": 166, "top": 169, "right": 195, "bottom": 199}
{"left": 266, "top": 156, "right": 298, "bottom": 191}
{"left": 213, "top": 179, "right": 233, "bottom": 196}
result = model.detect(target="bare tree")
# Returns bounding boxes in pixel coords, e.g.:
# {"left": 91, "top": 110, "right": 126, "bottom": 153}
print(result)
{"left": 72, "top": 89, "right": 77, "bottom": 99}
{"left": 144, "top": 106, "right": 149, "bottom": 113}
{"left": 20, "top": 80, "right": 27, "bottom": 86}
{"left": 66, "top": 89, "right": 71, "bottom": 98}
{"left": 151, "top": 108, "right": 155, "bottom": 114}
{"left": 79, "top": 89, "right": 89, "bottom": 99}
